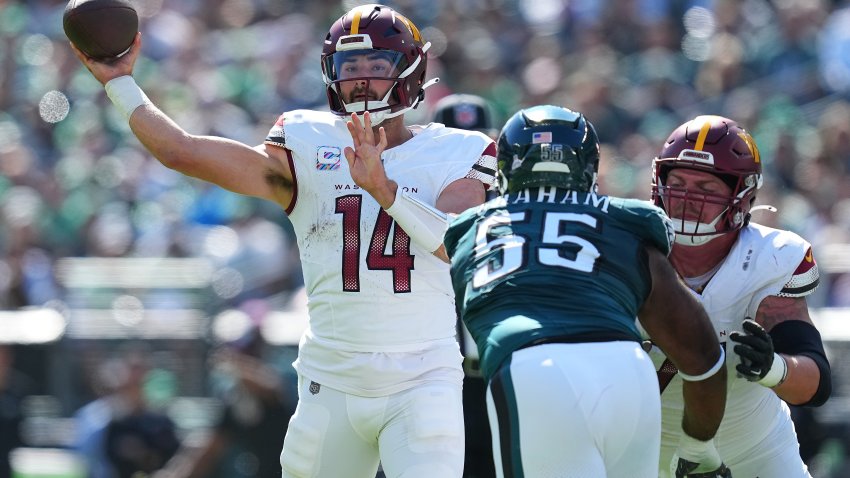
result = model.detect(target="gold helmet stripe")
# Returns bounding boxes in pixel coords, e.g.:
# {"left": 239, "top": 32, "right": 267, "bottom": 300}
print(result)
{"left": 350, "top": 8, "right": 363, "bottom": 34}
{"left": 694, "top": 120, "right": 712, "bottom": 151}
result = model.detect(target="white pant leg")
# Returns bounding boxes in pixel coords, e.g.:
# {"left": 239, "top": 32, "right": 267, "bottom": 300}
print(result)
{"left": 725, "top": 427, "right": 812, "bottom": 478}
{"left": 378, "top": 381, "right": 465, "bottom": 478}
{"left": 488, "top": 342, "right": 660, "bottom": 478}
{"left": 280, "top": 376, "right": 381, "bottom": 478}
{"left": 281, "top": 374, "right": 464, "bottom": 478}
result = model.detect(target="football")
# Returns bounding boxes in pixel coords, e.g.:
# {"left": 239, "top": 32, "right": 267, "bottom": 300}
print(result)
{"left": 63, "top": 0, "right": 138, "bottom": 61}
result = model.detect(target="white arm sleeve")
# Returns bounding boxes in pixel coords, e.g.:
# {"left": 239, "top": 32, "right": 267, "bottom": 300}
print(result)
{"left": 384, "top": 188, "right": 449, "bottom": 253}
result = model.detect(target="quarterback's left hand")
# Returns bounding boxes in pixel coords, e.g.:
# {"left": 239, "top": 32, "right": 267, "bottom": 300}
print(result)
{"left": 729, "top": 319, "right": 787, "bottom": 387}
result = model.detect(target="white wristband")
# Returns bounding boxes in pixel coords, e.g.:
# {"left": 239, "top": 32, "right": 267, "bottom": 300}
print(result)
{"left": 384, "top": 188, "right": 448, "bottom": 253}
{"left": 679, "top": 345, "right": 725, "bottom": 382}
{"left": 671, "top": 434, "right": 723, "bottom": 472}
{"left": 104, "top": 75, "right": 149, "bottom": 121}
{"left": 758, "top": 353, "right": 788, "bottom": 388}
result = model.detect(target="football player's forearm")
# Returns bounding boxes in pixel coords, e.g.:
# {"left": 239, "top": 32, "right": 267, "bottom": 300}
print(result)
{"left": 129, "top": 104, "right": 199, "bottom": 171}
{"left": 129, "top": 106, "right": 281, "bottom": 201}
{"left": 681, "top": 367, "right": 727, "bottom": 440}
{"left": 774, "top": 354, "right": 821, "bottom": 405}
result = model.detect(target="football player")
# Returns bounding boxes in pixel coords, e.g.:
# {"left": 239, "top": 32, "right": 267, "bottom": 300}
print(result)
{"left": 70, "top": 4, "right": 497, "bottom": 478}
{"left": 649, "top": 115, "right": 831, "bottom": 477}
{"left": 444, "top": 105, "right": 730, "bottom": 477}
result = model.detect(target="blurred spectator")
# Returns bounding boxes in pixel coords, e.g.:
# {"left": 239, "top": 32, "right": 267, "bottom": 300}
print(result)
{"left": 156, "top": 301, "right": 296, "bottom": 478}
{"left": 73, "top": 344, "right": 179, "bottom": 478}
{"left": 0, "top": 344, "right": 34, "bottom": 478}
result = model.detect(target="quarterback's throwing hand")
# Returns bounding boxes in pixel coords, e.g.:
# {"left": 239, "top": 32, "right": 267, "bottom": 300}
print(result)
{"left": 344, "top": 111, "right": 389, "bottom": 196}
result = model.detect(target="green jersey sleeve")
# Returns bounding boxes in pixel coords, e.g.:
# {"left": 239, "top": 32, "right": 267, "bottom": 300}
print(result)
{"left": 609, "top": 198, "right": 675, "bottom": 256}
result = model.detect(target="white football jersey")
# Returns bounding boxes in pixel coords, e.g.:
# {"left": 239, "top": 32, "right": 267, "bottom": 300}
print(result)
{"left": 649, "top": 223, "right": 819, "bottom": 477}
{"left": 265, "top": 110, "right": 496, "bottom": 396}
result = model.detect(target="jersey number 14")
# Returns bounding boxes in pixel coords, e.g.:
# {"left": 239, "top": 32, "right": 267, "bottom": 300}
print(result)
{"left": 337, "top": 195, "right": 414, "bottom": 293}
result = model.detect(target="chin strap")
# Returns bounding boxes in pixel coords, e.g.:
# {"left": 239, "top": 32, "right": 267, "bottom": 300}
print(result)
{"left": 750, "top": 205, "right": 777, "bottom": 214}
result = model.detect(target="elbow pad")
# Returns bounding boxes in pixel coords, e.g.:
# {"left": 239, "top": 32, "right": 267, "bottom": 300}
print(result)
{"left": 769, "top": 320, "right": 832, "bottom": 407}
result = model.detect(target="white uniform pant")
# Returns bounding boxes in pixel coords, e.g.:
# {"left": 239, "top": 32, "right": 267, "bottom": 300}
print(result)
{"left": 487, "top": 341, "right": 660, "bottom": 478}
{"left": 280, "top": 375, "right": 464, "bottom": 478}
{"left": 658, "top": 409, "right": 812, "bottom": 478}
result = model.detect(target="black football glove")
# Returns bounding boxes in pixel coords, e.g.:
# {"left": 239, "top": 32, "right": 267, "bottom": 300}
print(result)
{"left": 673, "top": 459, "right": 733, "bottom": 478}
{"left": 728, "top": 318, "right": 774, "bottom": 382}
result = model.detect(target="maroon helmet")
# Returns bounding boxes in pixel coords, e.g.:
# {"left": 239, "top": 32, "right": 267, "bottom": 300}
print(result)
{"left": 321, "top": 4, "right": 434, "bottom": 125}
{"left": 652, "top": 115, "right": 763, "bottom": 242}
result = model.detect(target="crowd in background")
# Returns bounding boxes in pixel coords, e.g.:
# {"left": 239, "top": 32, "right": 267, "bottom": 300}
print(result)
{"left": 1, "top": 0, "right": 850, "bottom": 476}
{"left": 2, "top": 0, "right": 850, "bottom": 310}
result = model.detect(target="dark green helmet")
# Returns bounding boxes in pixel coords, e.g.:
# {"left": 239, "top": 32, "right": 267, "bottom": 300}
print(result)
{"left": 496, "top": 105, "right": 600, "bottom": 193}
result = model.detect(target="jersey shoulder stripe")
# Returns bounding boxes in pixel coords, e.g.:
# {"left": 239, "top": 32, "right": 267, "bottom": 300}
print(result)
{"left": 778, "top": 247, "right": 819, "bottom": 297}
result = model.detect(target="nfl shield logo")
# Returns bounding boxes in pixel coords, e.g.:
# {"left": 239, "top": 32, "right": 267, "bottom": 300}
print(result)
{"left": 453, "top": 104, "right": 479, "bottom": 129}
{"left": 309, "top": 381, "right": 321, "bottom": 395}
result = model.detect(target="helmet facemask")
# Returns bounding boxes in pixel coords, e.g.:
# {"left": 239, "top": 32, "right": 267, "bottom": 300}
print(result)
{"left": 654, "top": 164, "right": 759, "bottom": 245}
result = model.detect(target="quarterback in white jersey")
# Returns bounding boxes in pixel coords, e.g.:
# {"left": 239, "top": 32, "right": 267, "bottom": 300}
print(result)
{"left": 649, "top": 115, "right": 831, "bottom": 478}
{"left": 265, "top": 108, "right": 495, "bottom": 396}
{"left": 71, "top": 4, "right": 496, "bottom": 478}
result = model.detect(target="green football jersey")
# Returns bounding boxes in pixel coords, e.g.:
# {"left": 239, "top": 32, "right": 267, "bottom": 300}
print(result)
{"left": 445, "top": 187, "right": 674, "bottom": 380}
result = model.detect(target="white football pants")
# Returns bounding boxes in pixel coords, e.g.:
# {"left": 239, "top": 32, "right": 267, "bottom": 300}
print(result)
{"left": 280, "top": 374, "right": 464, "bottom": 478}
{"left": 487, "top": 341, "right": 661, "bottom": 478}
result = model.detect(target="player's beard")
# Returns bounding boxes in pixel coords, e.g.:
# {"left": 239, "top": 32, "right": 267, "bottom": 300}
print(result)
{"left": 347, "top": 85, "right": 380, "bottom": 104}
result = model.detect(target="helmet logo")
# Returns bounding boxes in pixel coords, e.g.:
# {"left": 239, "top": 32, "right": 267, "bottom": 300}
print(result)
{"left": 737, "top": 132, "right": 761, "bottom": 163}
{"left": 453, "top": 104, "right": 479, "bottom": 128}
{"left": 395, "top": 13, "right": 421, "bottom": 42}
{"left": 511, "top": 153, "right": 524, "bottom": 171}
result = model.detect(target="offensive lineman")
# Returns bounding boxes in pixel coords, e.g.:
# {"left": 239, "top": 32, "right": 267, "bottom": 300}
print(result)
{"left": 648, "top": 115, "right": 831, "bottom": 477}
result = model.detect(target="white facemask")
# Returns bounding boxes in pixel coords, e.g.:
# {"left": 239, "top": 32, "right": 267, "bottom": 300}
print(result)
{"left": 672, "top": 211, "right": 725, "bottom": 246}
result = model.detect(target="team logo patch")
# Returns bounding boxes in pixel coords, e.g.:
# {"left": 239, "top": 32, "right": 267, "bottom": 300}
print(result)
{"left": 317, "top": 146, "right": 341, "bottom": 171}
{"left": 309, "top": 381, "right": 321, "bottom": 395}
{"left": 532, "top": 131, "right": 552, "bottom": 144}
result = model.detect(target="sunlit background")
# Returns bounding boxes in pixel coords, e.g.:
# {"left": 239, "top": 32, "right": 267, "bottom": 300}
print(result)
{"left": 1, "top": 0, "right": 849, "bottom": 477}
